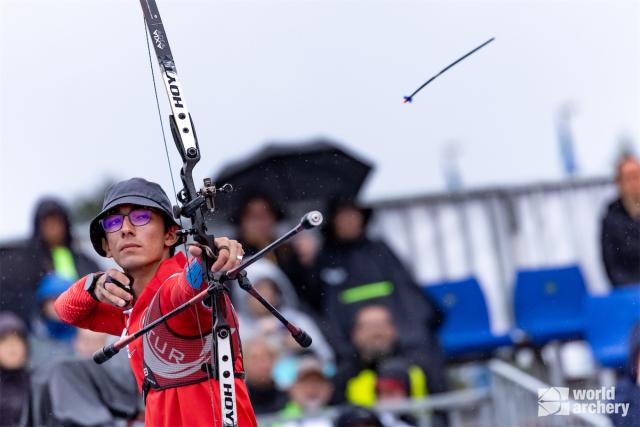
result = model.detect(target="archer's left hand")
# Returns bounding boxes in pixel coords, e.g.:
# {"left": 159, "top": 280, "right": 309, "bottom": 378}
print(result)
{"left": 187, "top": 237, "right": 244, "bottom": 272}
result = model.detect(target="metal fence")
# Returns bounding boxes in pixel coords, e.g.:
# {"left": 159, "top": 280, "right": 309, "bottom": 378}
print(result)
{"left": 257, "top": 359, "right": 613, "bottom": 427}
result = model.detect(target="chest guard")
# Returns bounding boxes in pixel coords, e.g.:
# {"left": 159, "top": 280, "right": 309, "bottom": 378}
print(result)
{"left": 141, "top": 284, "right": 244, "bottom": 393}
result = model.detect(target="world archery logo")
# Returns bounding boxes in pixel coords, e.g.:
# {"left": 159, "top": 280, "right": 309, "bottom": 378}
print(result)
{"left": 538, "top": 387, "right": 570, "bottom": 416}
{"left": 152, "top": 29, "right": 166, "bottom": 50}
{"left": 538, "top": 386, "right": 629, "bottom": 417}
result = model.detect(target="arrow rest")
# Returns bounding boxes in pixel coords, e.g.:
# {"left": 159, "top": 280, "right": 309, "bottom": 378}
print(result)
{"left": 173, "top": 179, "right": 233, "bottom": 219}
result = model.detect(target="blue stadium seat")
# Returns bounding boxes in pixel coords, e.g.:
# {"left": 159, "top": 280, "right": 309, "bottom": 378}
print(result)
{"left": 424, "top": 277, "right": 514, "bottom": 358}
{"left": 513, "top": 265, "right": 587, "bottom": 345}
{"left": 585, "top": 285, "right": 640, "bottom": 370}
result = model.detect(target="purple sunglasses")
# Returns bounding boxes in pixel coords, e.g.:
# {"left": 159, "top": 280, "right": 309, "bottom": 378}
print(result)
{"left": 100, "top": 208, "right": 154, "bottom": 233}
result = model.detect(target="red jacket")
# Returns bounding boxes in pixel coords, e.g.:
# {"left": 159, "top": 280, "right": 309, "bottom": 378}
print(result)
{"left": 55, "top": 253, "right": 257, "bottom": 427}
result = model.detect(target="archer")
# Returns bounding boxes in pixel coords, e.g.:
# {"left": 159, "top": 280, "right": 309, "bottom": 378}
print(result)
{"left": 55, "top": 177, "right": 258, "bottom": 426}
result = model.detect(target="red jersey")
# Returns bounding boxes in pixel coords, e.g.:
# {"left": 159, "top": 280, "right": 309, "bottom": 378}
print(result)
{"left": 54, "top": 253, "right": 257, "bottom": 427}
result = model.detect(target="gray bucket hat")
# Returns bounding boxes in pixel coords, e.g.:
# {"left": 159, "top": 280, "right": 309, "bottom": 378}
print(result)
{"left": 89, "top": 177, "right": 181, "bottom": 257}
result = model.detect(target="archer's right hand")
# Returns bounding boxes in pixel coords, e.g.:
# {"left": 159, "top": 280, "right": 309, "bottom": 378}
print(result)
{"left": 94, "top": 270, "right": 134, "bottom": 309}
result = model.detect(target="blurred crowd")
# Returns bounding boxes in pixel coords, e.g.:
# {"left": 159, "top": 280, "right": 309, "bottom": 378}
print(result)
{"left": 0, "top": 153, "right": 639, "bottom": 426}
{"left": 0, "top": 189, "right": 446, "bottom": 426}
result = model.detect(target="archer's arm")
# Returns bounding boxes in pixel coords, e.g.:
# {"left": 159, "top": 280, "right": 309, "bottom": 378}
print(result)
{"left": 54, "top": 275, "right": 126, "bottom": 336}
{"left": 160, "top": 258, "right": 214, "bottom": 336}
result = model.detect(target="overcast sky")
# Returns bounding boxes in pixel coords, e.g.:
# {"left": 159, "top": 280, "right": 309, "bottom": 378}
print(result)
{"left": 1, "top": 0, "right": 638, "bottom": 241}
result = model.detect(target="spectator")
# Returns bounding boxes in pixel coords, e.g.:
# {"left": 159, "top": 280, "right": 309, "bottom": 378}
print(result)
{"left": 610, "top": 321, "right": 640, "bottom": 426}
{"left": 29, "top": 273, "right": 77, "bottom": 368}
{"left": 0, "top": 312, "right": 30, "bottom": 426}
{"left": 601, "top": 155, "right": 640, "bottom": 287}
{"left": 333, "top": 305, "right": 447, "bottom": 408}
{"left": 376, "top": 359, "right": 412, "bottom": 403}
{"left": 376, "top": 359, "right": 419, "bottom": 426}
{"left": 0, "top": 198, "right": 99, "bottom": 326}
{"left": 26, "top": 332, "right": 141, "bottom": 427}
{"left": 283, "top": 356, "right": 334, "bottom": 413}
{"left": 274, "top": 355, "right": 334, "bottom": 426}
{"left": 313, "top": 199, "right": 444, "bottom": 360}
{"left": 233, "top": 190, "right": 312, "bottom": 307}
{"left": 26, "top": 325, "right": 140, "bottom": 427}
{"left": 244, "top": 338, "right": 288, "bottom": 415}
{"left": 236, "top": 259, "right": 334, "bottom": 366}
{"left": 292, "top": 231, "right": 320, "bottom": 269}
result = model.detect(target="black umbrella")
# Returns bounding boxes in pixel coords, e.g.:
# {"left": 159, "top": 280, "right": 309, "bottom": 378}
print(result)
{"left": 211, "top": 140, "right": 373, "bottom": 222}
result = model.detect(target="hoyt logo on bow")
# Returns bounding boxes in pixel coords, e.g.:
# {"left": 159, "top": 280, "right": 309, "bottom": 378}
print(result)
{"left": 165, "top": 71, "right": 184, "bottom": 108}
{"left": 223, "top": 383, "right": 235, "bottom": 425}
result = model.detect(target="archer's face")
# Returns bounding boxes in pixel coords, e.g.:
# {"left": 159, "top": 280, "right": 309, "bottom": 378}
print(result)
{"left": 101, "top": 204, "right": 177, "bottom": 272}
